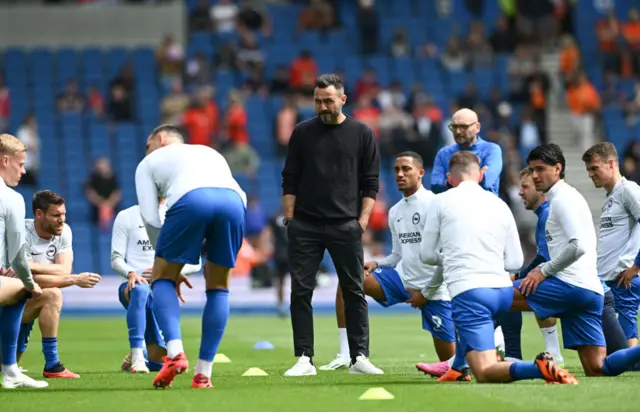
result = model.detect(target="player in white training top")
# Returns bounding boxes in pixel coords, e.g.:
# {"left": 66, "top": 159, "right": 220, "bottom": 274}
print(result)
{"left": 135, "top": 125, "right": 246, "bottom": 389}
{"left": 0, "top": 133, "right": 47, "bottom": 388}
{"left": 112, "top": 199, "right": 201, "bottom": 374}
{"left": 320, "top": 152, "right": 454, "bottom": 372}
{"left": 583, "top": 142, "right": 640, "bottom": 346}
{"left": 10, "top": 191, "right": 100, "bottom": 380}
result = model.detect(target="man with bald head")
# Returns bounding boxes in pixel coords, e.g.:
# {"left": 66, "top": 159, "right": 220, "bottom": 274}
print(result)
{"left": 431, "top": 108, "right": 503, "bottom": 195}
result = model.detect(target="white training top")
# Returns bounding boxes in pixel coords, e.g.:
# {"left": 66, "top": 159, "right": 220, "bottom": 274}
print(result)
{"left": 544, "top": 180, "right": 603, "bottom": 294}
{"left": 135, "top": 143, "right": 247, "bottom": 245}
{"left": 597, "top": 177, "right": 640, "bottom": 281}
{"left": 0, "top": 176, "right": 35, "bottom": 289}
{"left": 376, "top": 186, "right": 449, "bottom": 301}
{"left": 110, "top": 204, "right": 201, "bottom": 278}
{"left": 420, "top": 181, "right": 523, "bottom": 299}
{"left": 24, "top": 219, "right": 73, "bottom": 264}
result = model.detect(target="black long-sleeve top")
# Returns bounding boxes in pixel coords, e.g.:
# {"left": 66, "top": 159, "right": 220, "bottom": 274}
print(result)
{"left": 282, "top": 116, "right": 380, "bottom": 223}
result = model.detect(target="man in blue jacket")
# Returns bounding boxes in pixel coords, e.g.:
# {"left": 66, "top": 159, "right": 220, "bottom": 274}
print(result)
{"left": 430, "top": 108, "right": 503, "bottom": 195}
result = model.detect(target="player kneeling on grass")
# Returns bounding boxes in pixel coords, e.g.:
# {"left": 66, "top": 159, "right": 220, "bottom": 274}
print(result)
{"left": 321, "top": 152, "right": 455, "bottom": 372}
{"left": 111, "top": 199, "right": 201, "bottom": 374}
{"left": 0, "top": 190, "right": 100, "bottom": 379}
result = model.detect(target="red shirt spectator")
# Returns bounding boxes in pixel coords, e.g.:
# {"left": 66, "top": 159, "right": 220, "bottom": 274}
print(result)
{"left": 182, "top": 105, "right": 211, "bottom": 146}
{"left": 226, "top": 92, "right": 249, "bottom": 144}
{"left": 290, "top": 50, "right": 317, "bottom": 89}
{"left": 353, "top": 96, "right": 381, "bottom": 138}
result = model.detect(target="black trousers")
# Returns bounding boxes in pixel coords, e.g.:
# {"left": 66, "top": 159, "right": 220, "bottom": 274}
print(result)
{"left": 603, "top": 290, "right": 628, "bottom": 355}
{"left": 287, "top": 218, "right": 369, "bottom": 358}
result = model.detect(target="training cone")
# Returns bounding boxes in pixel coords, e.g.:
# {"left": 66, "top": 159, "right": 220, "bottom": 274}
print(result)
{"left": 214, "top": 353, "right": 231, "bottom": 363}
{"left": 253, "top": 341, "right": 275, "bottom": 350}
{"left": 359, "top": 387, "right": 395, "bottom": 400}
{"left": 242, "top": 367, "right": 269, "bottom": 377}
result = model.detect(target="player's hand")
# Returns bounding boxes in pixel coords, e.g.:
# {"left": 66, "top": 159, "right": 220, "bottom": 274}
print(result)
{"left": 616, "top": 265, "right": 640, "bottom": 289}
{"left": 364, "top": 261, "right": 378, "bottom": 273}
{"left": 142, "top": 268, "right": 153, "bottom": 282}
{"left": 125, "top": 272, "right": 147, "bottom": 294}
{"left": 75, "top": 272, "right": 101, "bottom": 288}
{"left": 405, "top": 289, "right": 427, "bottom": 308}
{"left": 357, "top": 218, "right": 367, "bottom": 233}
{"left": 28, "top": 283, "right": 43, "bottom": 298}
{"left": 509, "top": 273, "right": 517, "bottom": 282}
{"left": 0, "top": 267, "right": 16, "bottom": 278}
{"left": 519, "top": 267, "right": 546, "bottom": 296}
{"left": 176, "top": 275, "right": 193, "bottom": 304}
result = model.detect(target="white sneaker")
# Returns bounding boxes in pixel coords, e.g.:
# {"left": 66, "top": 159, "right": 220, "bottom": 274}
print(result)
{"left": 1, "top": 371, "right": 49, "bottom": 389}
{"left": 130, "top": 358, "right": 150, "bottom": 374}
{"left": 284, "top": 356, "right": 317, "bottom": 377}
{"left": 349, "top": 355, "right": 384, "bottom": 375}
{"left": 319, "top": 354, "right": 350, "bottom": 371}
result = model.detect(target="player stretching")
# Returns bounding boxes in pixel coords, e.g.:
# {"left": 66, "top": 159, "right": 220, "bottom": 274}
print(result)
{"left": 513, "top": 144, "right": 640, "bottom": 378}
{"left": 112, "top": 199, "right": 201, "bottom": 373}
{"left": 10, "top": 190, "right": 98, "bottom": 379}
{"left": 583, "top": 143, "right": 640, "bottom": 347}
{"left": 320, "top": 152, "right": 455, "bottom": 371}
{"left": 420, "top": 151, "right": 575, "bottom": 384}
{"left": 135, "top": 125, "right": 246, "bottom": 389}
{"left": 0, "top": 134, "right": 47, "bottom": 388}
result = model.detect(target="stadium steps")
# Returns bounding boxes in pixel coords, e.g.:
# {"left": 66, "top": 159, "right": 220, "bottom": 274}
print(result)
{"left": 541, "top": 51, "right": 605, "bottom": 226}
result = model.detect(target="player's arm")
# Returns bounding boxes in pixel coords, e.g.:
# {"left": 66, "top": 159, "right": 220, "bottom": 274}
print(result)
{"left": 5, "top": 195, "right": 36, "bottom": 290}
{"left": 110, "top": 211, "right": 137, "bottom": 278}
{"left": 538, "top": 199, "right": 586, "bottom": 277}
{"left": 135, "top": 160, "right": 161, "bottom": 248}
{"left": 480, "top": 143, "right": 503, "bottom": 192}
{"left": 29, "top": 225, "right": 73, "bottom": 276}
{"left": 621, "top": 186, "right": 640, "bottom": 270}
{"left": 421, "top": 264, "right": 444, "bottom": 300}
{"left": 430, "top": 150, "right": 449, "bottom": 194}
{"left": 503, "top": 206, "right": 524, "bottom": 272}
{"left": 358, "top": 128, "right": 380, "bottom": 228}
{"left": 375, "top": 209, "right": 401, "bottom": 268}
{"left": 420, "top": 198, "right": 442, "bottom": 266}
{"left": 33, "top": 274, "right": 83, "bottom": 289}
{"left": 515, "top": 254, "right": 547, "bottom": 280}
{"left": 281, "top": 127, "right": 302, "bottom": 219}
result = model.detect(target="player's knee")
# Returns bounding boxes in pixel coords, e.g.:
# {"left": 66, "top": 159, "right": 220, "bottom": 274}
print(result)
{"left": 472, "top": 367, "right": 491, "bottom": 383}
{"left": 43, "top": 287, "right": 63, "bottom": 310}
{"left": 130, "top": 283, "right": 151, "bottom": 302}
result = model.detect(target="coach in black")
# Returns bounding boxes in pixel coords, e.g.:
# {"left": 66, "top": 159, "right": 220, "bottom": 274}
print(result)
{"left": 281, "top": 74, "right": 383, "bottom": 376}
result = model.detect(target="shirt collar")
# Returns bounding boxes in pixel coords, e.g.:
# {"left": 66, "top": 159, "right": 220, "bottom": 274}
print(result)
{"left": 534, "top": 200, "right": 549, "bottom": 217}
{"left": 404, "top": 186, "right": 426, "bottom": 203}
{"left": 608, "top": 177, "right": 625, "bottom": 197}
{"left": 457, "top": 136, "right": 484, "bottom": 151}
{"left": 0, "top": 176, "right": 6, "bottom": 189}
{"left": 457, "top": 180, "right": 482, "bottom": 190}
{"left": 545, "top": 179, "right": 566, "bottom": 201}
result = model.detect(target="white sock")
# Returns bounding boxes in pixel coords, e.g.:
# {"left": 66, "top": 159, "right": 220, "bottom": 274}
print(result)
{"left": 447, "top": 355, "right": 455, "bottom": 367}
{"left": 166, "top": 339, "right": 184, "bottom": 358}
{"left": 195, "top": 359, "right": 213, "bottom": 378}
{"left": 339, "top": 328, "right": 350, "bottom": 359}
{"left": 2, "top": 363, "right": 19, "bottom": 378}
{"left": 494, "top": 326, "right": 505, "bottom": 353}
{"left": 131, "top": 348, "right": 145, "bottom": 363}
{"left": 540, "top": 327, "right": 562, "bottom": 360}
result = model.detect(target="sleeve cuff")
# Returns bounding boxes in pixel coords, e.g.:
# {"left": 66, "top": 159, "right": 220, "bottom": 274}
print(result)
{"left": 361, "top": 190, "right": 378, "bottom": 199}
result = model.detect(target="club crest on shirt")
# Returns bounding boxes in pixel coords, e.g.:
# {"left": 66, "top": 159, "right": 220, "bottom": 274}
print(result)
{"left": 602, "top": 198, "right": 614, "bottom": 213}
{"left": 545, "top": 229, "right": 553, "bottom": 242}
{"left": 46, "top": 244, "right": 57, "bottom": 258}
{"left": 412, "top": 213, "right": 420, "bottom": 225}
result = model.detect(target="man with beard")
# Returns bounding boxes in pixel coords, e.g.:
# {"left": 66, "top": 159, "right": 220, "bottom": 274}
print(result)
{"left": 281, "top": 73, "right": 382, "bottom": 376}
{"left": 430, "top": 108, "right": 503, "bottom": 195}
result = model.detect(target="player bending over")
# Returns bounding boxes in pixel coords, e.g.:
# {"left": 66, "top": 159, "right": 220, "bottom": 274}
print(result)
{"left": 112, "top": 198, "right": 201, "bottom": 373}
{"left": 584, "top": 143, "right": 640, "bottom": 347}
{"left": 135, "top": 125, "right": 246, "bottom": 389}
{"left": 320, "top": 152, "right": 455, "bottom": 372}
{"left": 3, "top": 190, "right": 101, "bottom": 379}
{"left": 0, "top": 134, "right": 47, "bottom": 388}
{"left": 420, "top": 151, "right": 576, "bottom": 384}
{"left": 512, "top": 144, "right": 640, "bottom": 379}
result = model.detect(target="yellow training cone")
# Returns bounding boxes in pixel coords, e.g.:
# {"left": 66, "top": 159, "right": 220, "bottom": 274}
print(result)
{"left": 242, "top": 367, "right": 268, "bottom": 376}
{"left": 214, "top": 353, "right": 231, "bottom": 363}
{"left": 359, "top": 387, "right": 394, "bottom": 400}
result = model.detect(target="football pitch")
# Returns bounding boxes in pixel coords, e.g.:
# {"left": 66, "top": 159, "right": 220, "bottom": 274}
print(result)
{"left": 6, "top": 314, "right": 640, "bottom": 411}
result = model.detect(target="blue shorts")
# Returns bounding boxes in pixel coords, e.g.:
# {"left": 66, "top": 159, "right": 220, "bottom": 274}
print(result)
{"left": 118, "top": 282, "right": 165, "bottom": 348}
{"left": 606, "top": 277, "right": 640, "bottom": 340}
{"left": 156, "top": 187, "right": 245, "bottom": 267}
{"left": 452, "top": 287, "right": 513, "bottom": 354}
{"left": 371, "top": 267, "right": 456, "bottom": 343}
{"left": 514, "top": 276, "right": 606, "bottom": 349}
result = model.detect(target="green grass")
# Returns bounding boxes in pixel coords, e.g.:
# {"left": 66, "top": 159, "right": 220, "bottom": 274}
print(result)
{"left": 5, "top": 314, "right": 640, "bottom": 411}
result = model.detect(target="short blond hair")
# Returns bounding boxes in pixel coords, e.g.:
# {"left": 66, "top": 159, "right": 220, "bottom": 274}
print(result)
{"left": 519, "top": 167, "right": 532, "bottom": 178}
{"left": 0, "top": 134, "right": 27, "bottom": 155}
{"left": 449, "top": 151, "right": 480, "bottom": 174}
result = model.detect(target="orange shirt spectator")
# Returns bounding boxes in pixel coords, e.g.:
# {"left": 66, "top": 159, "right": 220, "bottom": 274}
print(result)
{"left": 182, "top": 106, "right": 211, "bottom": 146}
{"left": 623, "top": 9, "right": 640, "bottom": 51}
{"left": 596, "top": 14, "right": 620, "bottom": 53}
{"left": 203, "top": 99, "right": 219, "bottom": 138}
{"left": 290, "top": 50, "right": 317, "bottom": 89}
{"left": 353, "top": 99, "right": 381, "bottom": 138}
{"left": 566, "top": 78, "right": 601, "bottom": 115}
{"left": 559, "top": 40, "right": 580, "bottom": 78}
{"left": 226, "top": 96, "right": 249, "bottom": 144}
{"left": 530, "top": 81, "right": 546, "bottom": 110}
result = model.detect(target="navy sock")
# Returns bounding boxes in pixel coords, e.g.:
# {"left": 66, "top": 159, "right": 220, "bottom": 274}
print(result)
{"left": 151, "top": 279, "right": 182, "bottom": 342}
{"left": 199, "top": 289, "right": 229, "bottom": 362}
{"left": 42, "top": 337, "right": 60, "bottom": 370}
{"left": 17, "top": 321, "right": 34, "bottom": 354}
{"left": 452, "top": 336, "right": 469, "bottom": 370}
{"left": 147, "top": 360, "right": 163, "bottom": 372}
{"left": 499, "top": 312, "right": 523, "bottom": 360}
{"left": 127, "top": 283, "right": 151, "bottom": 349}
{"left": 0, "top": 298, "right": 26, "bottom": 366}
{"left": 603, "top": 345, "right": 640, "bottom": 376}
{"left": 509, "top": 361, "right": 544, "bottom": 381}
